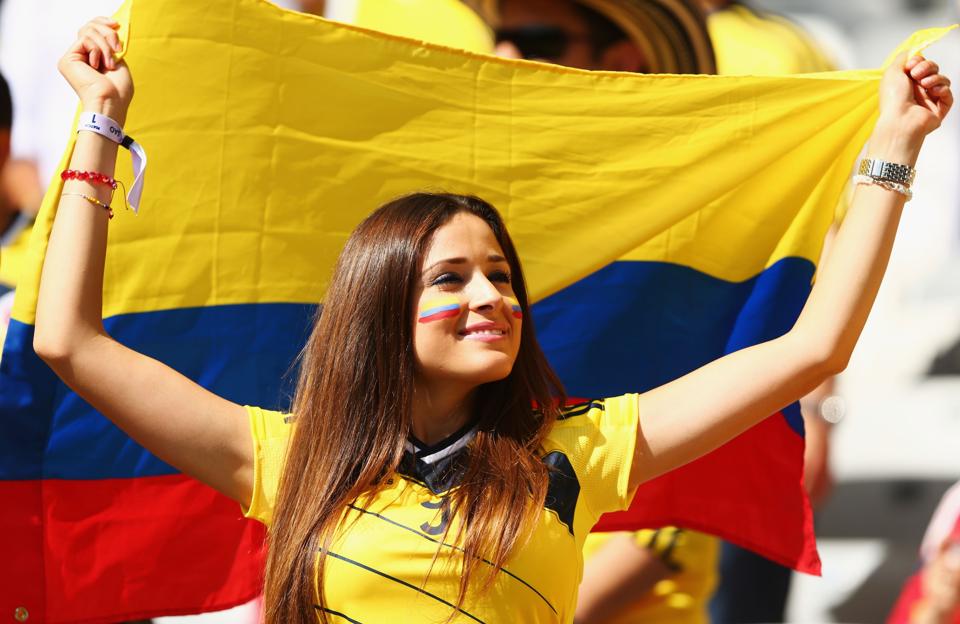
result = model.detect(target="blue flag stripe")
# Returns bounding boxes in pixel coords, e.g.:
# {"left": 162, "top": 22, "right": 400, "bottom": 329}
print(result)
{"left": 0, "top": 257, "right": 811, "bottom": 480}
{"left": 532, "top": 256, "right": 813, "bottom": 435}
{"left": 0, "top": 303, "right": 315, "bottom": 480}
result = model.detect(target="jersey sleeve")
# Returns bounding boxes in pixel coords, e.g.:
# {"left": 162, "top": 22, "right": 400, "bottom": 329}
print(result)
{"left": 242, "top": 405, "right": 294, "bottom": 527}
{"left": 544, "top": 394, "right": 640, "bottom": 519}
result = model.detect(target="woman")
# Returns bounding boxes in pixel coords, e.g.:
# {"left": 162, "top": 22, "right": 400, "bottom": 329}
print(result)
{"left": 36, "top": 16, "right": 952, "bottom": 624}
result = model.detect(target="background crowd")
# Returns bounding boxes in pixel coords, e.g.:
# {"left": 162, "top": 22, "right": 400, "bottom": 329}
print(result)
{"left": 0, "top": 0, "right": 958, "bottom": 622}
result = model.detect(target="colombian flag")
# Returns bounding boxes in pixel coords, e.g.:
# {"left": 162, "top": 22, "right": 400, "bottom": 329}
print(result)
{"left": 0, "top": 0, "right": 952, "bottom": 619}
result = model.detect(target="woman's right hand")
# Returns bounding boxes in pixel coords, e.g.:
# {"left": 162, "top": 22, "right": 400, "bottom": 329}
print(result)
{"left": 58, "top": 17, "right": 133, "bottom": 124}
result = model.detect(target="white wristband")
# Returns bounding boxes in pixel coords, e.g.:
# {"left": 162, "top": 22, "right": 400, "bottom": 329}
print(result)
{"left": 77, "top": 111, "right": 125, "bottom": 144}
{"left": 77, "top": 112, "right": 147, "bottom": 213}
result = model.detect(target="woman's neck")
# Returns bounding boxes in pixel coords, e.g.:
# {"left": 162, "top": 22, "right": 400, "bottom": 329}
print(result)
{"left": 410, "top": 381, "right": 475, "bottom": 446}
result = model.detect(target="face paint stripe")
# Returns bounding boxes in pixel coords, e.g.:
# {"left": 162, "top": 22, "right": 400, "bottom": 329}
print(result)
{"left": 505, "top": 296, "right": 523, "bottom": 319}
{"left": 418, "top": 296, "right": 462, "bottom": 323}
{"left": 420, "top": 303, "right": 461, "bottom": 317}
{"left": 418, "top": 306, "right": 462, "bottom": 323}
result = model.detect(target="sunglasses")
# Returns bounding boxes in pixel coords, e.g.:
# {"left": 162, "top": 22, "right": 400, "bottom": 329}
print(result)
{"left": 494, "top": 25, "right": 591, "bottom": 61}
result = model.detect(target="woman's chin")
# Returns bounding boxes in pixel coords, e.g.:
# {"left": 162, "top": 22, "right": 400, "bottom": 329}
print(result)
{"left": 453, "top": 355, "right": 516, "bottom": 386}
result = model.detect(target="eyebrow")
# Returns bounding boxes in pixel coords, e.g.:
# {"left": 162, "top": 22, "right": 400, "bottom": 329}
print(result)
{"left": 422, "top": 254, "right": 507, "bottom": 273}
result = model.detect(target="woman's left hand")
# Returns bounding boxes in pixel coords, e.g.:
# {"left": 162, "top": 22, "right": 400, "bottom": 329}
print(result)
{"left": 877, "top": 53, "right": 953, "bottom": 142}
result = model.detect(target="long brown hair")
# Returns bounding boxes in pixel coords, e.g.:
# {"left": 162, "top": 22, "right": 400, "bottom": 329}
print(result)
{"left": 264, "top": 193, "right": 566, "bottom": 623}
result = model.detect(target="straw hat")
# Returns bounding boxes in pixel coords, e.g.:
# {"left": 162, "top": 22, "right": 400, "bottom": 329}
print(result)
{"left": 467, "top": 0, "right": 716, "bottom": 74}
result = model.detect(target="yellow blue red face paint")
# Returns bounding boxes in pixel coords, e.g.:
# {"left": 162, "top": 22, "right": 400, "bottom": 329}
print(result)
{"left": 418, "top": 296, "right": 462, "bottom": 323}
{"left": 505, "top": 296, "right": 523, "bottom": 319}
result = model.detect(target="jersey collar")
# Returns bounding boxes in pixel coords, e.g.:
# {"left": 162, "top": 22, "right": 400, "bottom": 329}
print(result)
{"left": 399, "top": 421, "right": 478, "bottom": 494}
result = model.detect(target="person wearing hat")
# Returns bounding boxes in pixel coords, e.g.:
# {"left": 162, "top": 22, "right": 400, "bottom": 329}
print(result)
{"left": 468, "top": 0, "right": 715, "bottom": 74}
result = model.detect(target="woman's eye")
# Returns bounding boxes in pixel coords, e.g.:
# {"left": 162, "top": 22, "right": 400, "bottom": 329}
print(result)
{"left": 431, "top": 272, "right": 463, "bottom": 286}
{"left": 489, "top": 270, "right": 512, "bottom": 284}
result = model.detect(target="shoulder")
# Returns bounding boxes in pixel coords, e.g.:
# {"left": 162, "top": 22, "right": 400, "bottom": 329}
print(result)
{"left": 243, "top": 405, "right": 295, "bottom": 526}
{"left": 547, "top": 395, "right": 639, "bottom": 437}
{"left": 247, "top": 404, "right": 295, "bottom": 439}
{"left": 541, "top": 395, "right": 640, "bottom": 520}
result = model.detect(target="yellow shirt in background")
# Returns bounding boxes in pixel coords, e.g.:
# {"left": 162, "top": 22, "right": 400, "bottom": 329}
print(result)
{"left": 582, "top": 528, "right": 720, "bottom": 624}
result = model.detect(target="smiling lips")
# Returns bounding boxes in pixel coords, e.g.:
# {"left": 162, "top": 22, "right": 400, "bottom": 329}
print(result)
{"left": 460, "top": 322, "right": 509, "bottom": 342}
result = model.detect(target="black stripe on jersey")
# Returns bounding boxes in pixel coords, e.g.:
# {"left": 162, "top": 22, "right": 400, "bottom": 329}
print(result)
{"left": 645, "top": 529, "right": 660, "bottom": 549}
{"left": 326, "top": 551, "right": 486, "bottom": 623}
{"left": 659, "top": 528, "right": 683, "bottom": 571}
{"left": 314, "top": 607, "right": 364, "bottom": 623}
{"left": 557, "top": 399, "right": 605, "bottom": 421}
{"left": 346, "top": 504, "right": 558, "bottom": 615}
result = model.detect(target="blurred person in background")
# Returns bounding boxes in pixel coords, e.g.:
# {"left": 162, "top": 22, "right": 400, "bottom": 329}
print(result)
{"left": 471, "top": 0, "right": 714, "bottom": 73}
{"left": 889, "top": 481, "right": 960, "bottom": 624}
{"left": 0, "top": 69, "right": 14, "bottom": 345}
{"left": 0, "top": 0, "right": 122, "bottom": 331}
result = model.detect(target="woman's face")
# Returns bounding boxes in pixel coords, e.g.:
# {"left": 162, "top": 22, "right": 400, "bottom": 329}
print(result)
{"left": 413, "top": 212, "right": 522, "bottom": 388}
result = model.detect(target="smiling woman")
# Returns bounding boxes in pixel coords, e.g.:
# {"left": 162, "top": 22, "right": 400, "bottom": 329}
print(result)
{"left": 32, "top": 14, "right": 954, "bottom": 624}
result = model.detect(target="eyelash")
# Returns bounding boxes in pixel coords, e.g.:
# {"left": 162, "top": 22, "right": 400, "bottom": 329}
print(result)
{"left": 489, "top": 270, "right": 512, "bottom": 284}
{"left": 431, "top": 270, "right": 512, "bottom": 287}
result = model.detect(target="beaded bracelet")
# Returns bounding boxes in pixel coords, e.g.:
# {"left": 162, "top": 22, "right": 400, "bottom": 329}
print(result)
{"left": 853, "top": 174, "right": 913, "bottom": 201}
{"left": 61, "top": 192, "right": 114, "bottom": 219}
{"left": 61, "top": 169, "right": 119, "bottom": 190}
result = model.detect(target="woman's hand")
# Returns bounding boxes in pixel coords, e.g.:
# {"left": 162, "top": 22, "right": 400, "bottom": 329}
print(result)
{"left": 876, "top": 54, "right": 953, "bottom": 144}
{"left": 57, "top": 17, "right": 133, "bottom": 124}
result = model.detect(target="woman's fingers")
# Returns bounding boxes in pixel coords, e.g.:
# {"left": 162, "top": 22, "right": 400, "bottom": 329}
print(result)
{"left": 88, "top": 46, "right": 101, "bottom": 71}
{"left": 909, "top": 58, "right": 940, "bottom": 80}
{"left": 921, "top": 74, "right": 950, "bottom": 90}
{"left": 89, "top": 21, "right": 122, "bottom": 52}
{"left": 936, "top": 85, "right": 954, "bottom": 118}
{"left": 92, "top": 16, "right": 119, "bottom": 28}
{"left": 81, "top": 30, "right": 116, "bottom": 70}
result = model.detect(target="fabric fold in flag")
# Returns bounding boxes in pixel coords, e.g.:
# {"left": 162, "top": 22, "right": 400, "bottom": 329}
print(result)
{"left": 0, "top": 0, "right": 954, "bottom": 618}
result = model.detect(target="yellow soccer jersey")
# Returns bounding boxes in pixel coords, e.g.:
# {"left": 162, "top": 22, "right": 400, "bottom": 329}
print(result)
{"left": 244, "top": 395, "right": 639, "bottom": 623}
{"left": 581, "top": 528, "right": 719, "bottom": 624}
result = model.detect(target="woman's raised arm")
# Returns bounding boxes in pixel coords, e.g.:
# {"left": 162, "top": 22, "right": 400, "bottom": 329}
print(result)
{"left": 33, "top": 18, "right": 253, "bottom": 505}
{"left": 629, "top": 54, "right": 953, "bottom": 490}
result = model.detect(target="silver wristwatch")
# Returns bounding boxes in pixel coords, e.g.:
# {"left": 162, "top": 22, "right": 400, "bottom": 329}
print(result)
{"left": 858, "top": 158, "right": 916, "bottom": 187}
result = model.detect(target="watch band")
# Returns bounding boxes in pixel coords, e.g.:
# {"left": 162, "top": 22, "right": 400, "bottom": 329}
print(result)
{"left": 858, "top": 158, "right": 916, "bottom": 187}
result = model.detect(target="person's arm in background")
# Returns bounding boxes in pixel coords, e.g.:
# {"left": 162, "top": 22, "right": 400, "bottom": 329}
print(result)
{"left": 576, "top": 533, "right": 674, "bottom": 623}
{"left": 2, "top": 159, "right": 43, "bottom": 218}
{"left": 800, "top": 377, "right": 837, "bottom": 508}
{"left": 910, "top": 539, "right": 960, "bottom": 623}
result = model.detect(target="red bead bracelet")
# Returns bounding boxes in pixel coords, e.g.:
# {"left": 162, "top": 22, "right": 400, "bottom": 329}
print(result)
{"left": 61, "top": 169, "right": 119, "bottom": 190}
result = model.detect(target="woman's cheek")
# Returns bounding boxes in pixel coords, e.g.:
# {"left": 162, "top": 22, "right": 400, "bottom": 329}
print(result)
{"left": 417, "top": 295, "right": 463, "bottom": 324}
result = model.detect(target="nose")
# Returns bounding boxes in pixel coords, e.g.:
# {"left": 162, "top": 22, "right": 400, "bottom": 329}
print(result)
{"left": 468, "top": 273, "right": 504, "bottom": 313}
